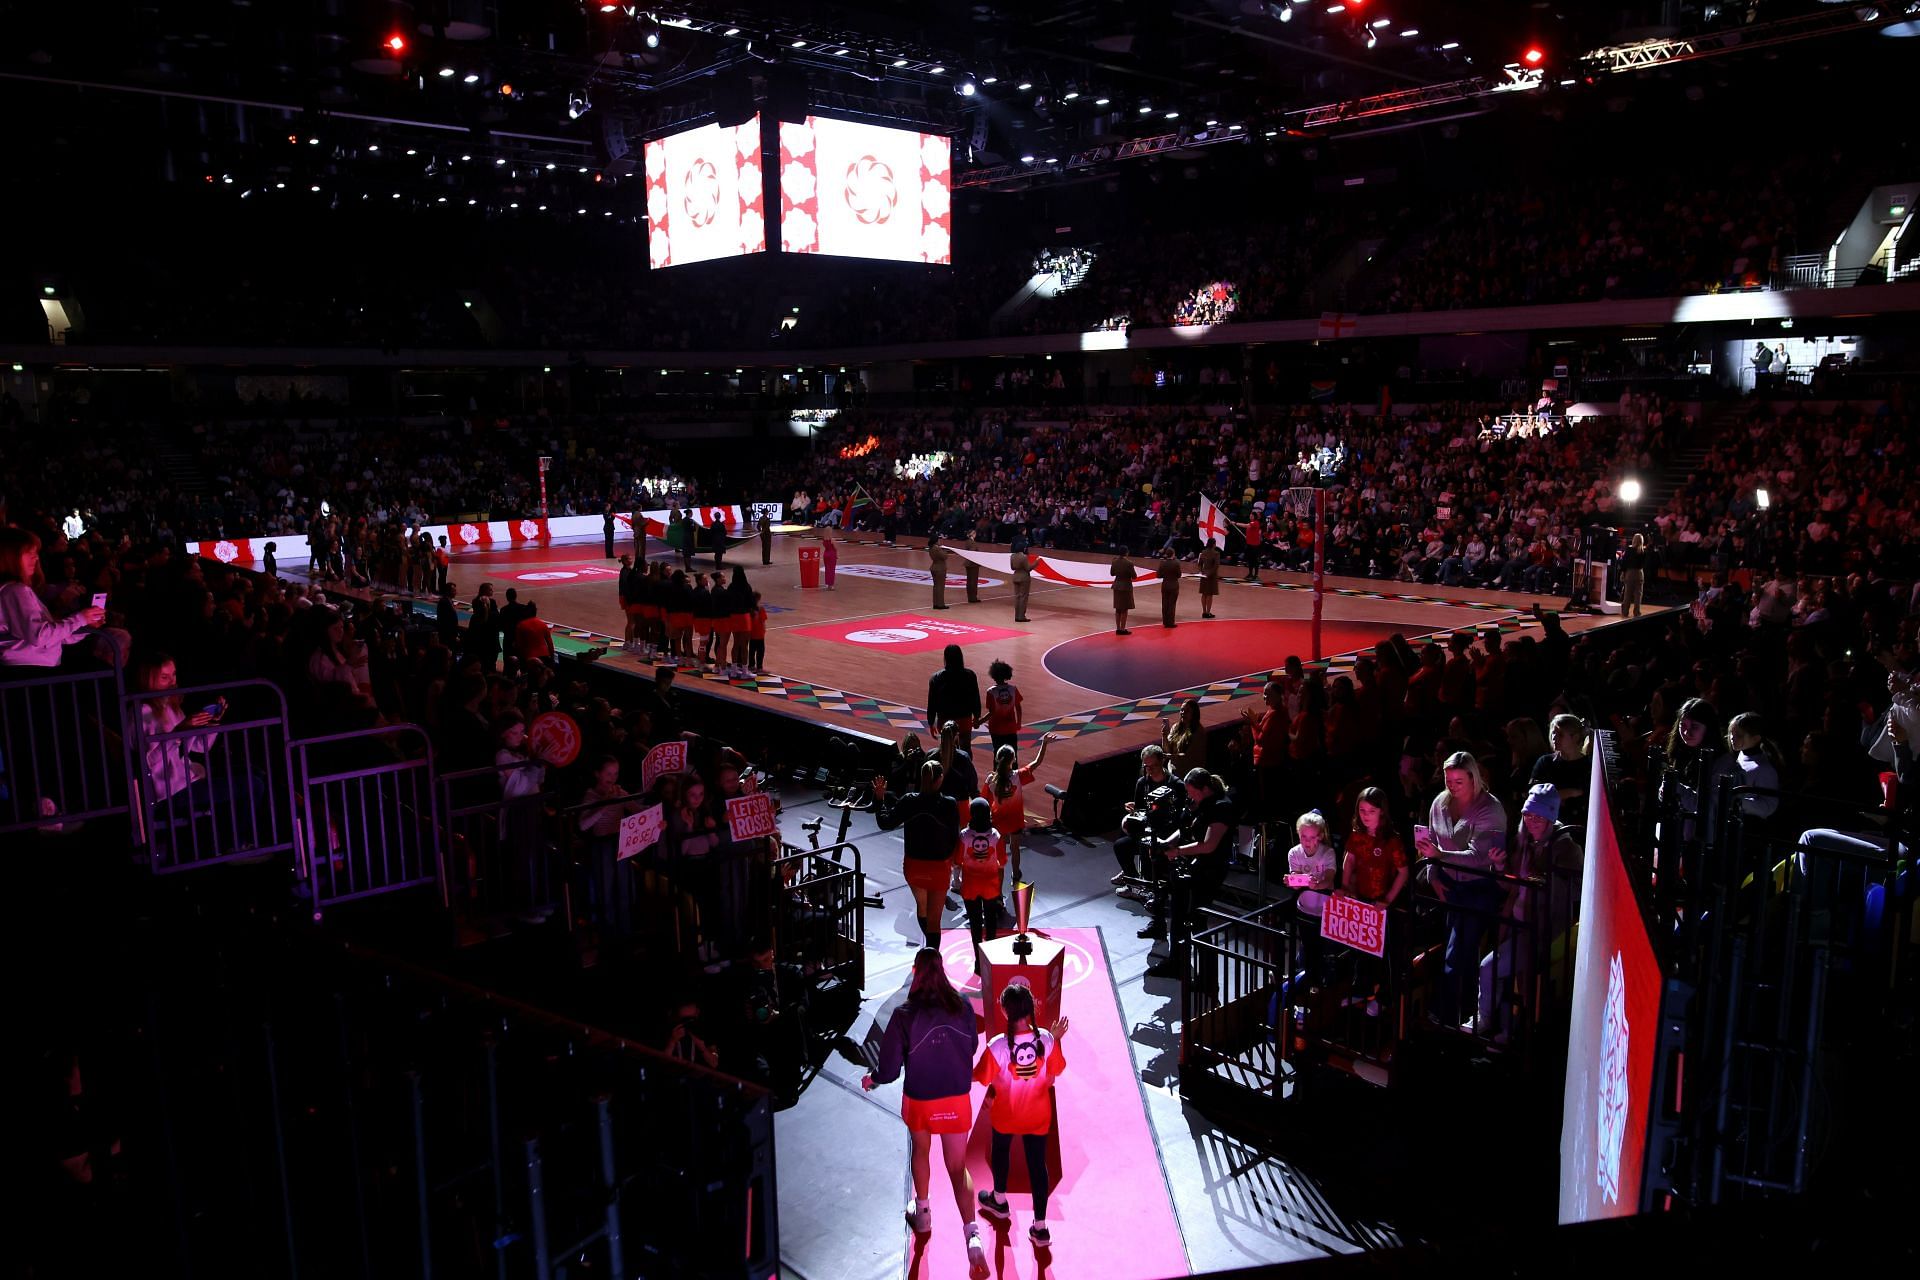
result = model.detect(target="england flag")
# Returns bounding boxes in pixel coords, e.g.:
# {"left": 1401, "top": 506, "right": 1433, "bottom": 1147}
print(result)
{"left": 1197, "top": 495, "right": 1230, "bottom": 549}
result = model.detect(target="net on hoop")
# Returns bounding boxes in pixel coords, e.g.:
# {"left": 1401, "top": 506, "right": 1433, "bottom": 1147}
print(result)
{"left": 1279, "top": 487, "right": 1320, "bottom": 521}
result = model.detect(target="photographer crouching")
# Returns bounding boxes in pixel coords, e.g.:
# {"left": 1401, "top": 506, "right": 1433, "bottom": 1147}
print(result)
{"left": 1141, "top": 769, "right": 1238, "bottom": 980}
{"left": 1112, "top": 745, "right": 1184, "bottom": 903}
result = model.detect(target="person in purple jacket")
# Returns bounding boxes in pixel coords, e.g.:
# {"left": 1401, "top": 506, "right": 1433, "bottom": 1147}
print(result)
{"left": 863, "top": 947, "right": 987, "bottom": 1275}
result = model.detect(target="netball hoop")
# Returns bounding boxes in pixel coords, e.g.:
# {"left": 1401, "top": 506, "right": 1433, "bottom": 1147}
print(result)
{"left": 1279, "top": 486, "right": 1334, "bottom": 660}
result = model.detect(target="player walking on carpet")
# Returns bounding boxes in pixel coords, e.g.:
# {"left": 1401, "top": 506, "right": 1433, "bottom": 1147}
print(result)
{"left": 975, "top": 982, "right": 1069, "bottom": 1249}
{"left": 863, "top": 949, "right": 989, "bottom": 1277}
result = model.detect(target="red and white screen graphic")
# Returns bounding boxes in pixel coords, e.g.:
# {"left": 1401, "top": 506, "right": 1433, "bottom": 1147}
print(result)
{"left": 778, "top": 117, "right": 951, "bottom": 264}
{"left": 644, "top": 116, "right": 766, "bottom": 268}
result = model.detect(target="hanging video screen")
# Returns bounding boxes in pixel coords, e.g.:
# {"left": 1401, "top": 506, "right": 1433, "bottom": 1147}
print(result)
{"left": 644, "top": 115, "right": 766, "bottom": 268}
{"left": 777, "top": 116, "right": 952, "bottom": 265}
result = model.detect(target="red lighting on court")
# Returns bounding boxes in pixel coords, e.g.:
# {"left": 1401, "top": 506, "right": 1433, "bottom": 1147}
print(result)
{"left": 385, "top": 33, "right": 406, "bottom": 53}
{"left": 1522, "top": 46, "right": 1545, "bottom": 65}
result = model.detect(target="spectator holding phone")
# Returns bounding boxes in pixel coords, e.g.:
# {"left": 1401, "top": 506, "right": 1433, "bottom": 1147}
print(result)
{"left": 0, "top": 528, "right": 105, "bottom": 670}
{"left": 1287, "top": 810, "right": 1338, "bottom": 975}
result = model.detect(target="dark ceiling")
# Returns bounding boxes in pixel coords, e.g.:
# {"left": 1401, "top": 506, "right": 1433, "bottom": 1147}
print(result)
{"left": 0, "top": 0, "right": 1910, "bottom": 202}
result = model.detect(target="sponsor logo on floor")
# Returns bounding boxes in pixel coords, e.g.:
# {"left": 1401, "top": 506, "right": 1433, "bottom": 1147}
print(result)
{"left": 789, "top": 611, "right": 1029, "bottom": 655}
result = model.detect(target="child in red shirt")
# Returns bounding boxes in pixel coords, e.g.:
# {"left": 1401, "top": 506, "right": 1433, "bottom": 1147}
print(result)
{"left": 1339, "top": 786, "right": 1409, "bottom": 1017}
{"left": 974, "top": 981, "right": 1069, "bottom": 1247}
{"left": 981, "top": 733, "right": 1054, "bottom": 885}
{"left": 747, "top": 592, "right": 769, "bottom": 673}
{"left": 984, "top": 660, "right": 1023, "bottom": 758}
{"left": 954, "top": 798, "right": 1006, "bottom": 976}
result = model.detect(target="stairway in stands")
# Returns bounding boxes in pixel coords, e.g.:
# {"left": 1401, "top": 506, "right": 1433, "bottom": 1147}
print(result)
{"left": 144, "top": 424, "right": 213, "bottom": 505}
{"left": 990, "top": 250, "right": 1097, "bottom": 332}
{"left": 1637, "top": 401, "right": 1739, "bottom": 518}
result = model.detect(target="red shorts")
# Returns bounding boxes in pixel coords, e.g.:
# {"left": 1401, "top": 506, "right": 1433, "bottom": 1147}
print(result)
{"left": 902, "top": 1093, "right": 971, "bottom": 1134}
{"left": 904, "top": 857, "right": 953, "bottom": 894}
{"left": 667, "top": 611, "right": 692, "bottom": 631}
{"left": 623, "top": 602, "right": 645, "bottom": 617}
{"left": 692, "top": 617, "right": 712, "bottom": 636}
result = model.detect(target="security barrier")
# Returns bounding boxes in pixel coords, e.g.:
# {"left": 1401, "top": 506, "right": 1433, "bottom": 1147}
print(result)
{"left": 293, "top": 726, "right": 443, "bottom": 915}
{"left": 0, "top": 666, "right": 128, "bottom": 834}
{"left": 125, "top": 679, "right": 298, "bottom": 871}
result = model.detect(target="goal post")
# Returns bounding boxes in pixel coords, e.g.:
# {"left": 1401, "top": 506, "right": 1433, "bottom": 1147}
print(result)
{"left": 1280, "top": 486, "right": 1332, "bottom": 660}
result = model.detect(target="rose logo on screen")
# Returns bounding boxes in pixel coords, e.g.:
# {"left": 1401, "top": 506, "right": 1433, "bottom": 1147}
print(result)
{"left": 682, "top": 158, "right": 722, "bottom": 227}
{"left": 1596, "top": 950, "right": 1631, "bottom": 1204}
{"left": 517, "top": 520, "right": 540, "bottom": 540}
{"left": 845, "top": 627, "right": 929, "bottom": 645}
{"left": 843, "top": 156, "right": 897, "bottom": 225}
{"left": 457, "top": 523, "right": 481, "bottom": 545}
{"left": 212, "top": 540, "right": 240, "bottom": 564}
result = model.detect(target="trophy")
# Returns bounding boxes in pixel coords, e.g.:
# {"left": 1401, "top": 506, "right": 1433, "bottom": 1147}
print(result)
{"left": 1011, "top": 879, "right": 1035, "bottom": 957}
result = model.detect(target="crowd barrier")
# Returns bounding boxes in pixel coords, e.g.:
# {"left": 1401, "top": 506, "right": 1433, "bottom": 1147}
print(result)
{"left": 0, "top": 665, "right": 129, "bottom": 834}
{"left": 1181, "top": 854, "right": 1579, "bottom": 1107}
{"left": 293, "top": 725, "right": 444, "bottom": 916}
{"left": 126, "top": 679, "right": 299, "bottom": 872}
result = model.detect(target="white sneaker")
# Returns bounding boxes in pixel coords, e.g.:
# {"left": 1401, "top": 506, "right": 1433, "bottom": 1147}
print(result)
{"left": 906, "top": 1201, "right": 932, "bottom": 1234}
{"left": 966, "top": 1226, "right": 987, "bottom": 1276}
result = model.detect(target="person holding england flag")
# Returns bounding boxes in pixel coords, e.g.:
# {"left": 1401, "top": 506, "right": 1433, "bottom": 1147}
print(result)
{"left": 1195, "top": 496, "right": 1229, "bottom": 609}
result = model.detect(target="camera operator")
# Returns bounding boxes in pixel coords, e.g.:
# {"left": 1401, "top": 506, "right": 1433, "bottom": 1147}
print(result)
{"left": 1111, "top": 745, "right": 1183, "bottom": 902}
{"left": 1142, "top": 769, "right": 1237, "bottom": 979}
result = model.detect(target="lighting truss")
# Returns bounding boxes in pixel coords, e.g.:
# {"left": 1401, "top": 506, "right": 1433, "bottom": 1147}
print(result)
{"left": 1587, "top": 4, "right": 1909, "bottom": 73}
{"left": 1287, "top": 68, "right": 1540, "bottom": 130}
{"left": 954, "top": 127, "right": 1248, "bottom": 191}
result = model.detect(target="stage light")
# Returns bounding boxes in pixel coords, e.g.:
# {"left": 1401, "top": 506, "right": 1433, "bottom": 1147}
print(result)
{"left": 1754, "top": 488, "right": 1771, "bottom": 510}
{"left": 438, "top": 66, "right": 456, "bottom": 77}
{"left": 545, "top": 162, "right": 555, "bottom": 170}
{"left": 1279, "top": 6, "right": 1292, "bottom": 20}
{"left": 791, "top": 39, "right": 806, "bottom": 48}
{"left": 386, "top": 33, "right": 406, "bottom": 52}
{"left": 1206, "top": 118, "right": 1218, "bottom": 125}
{"left": 644, "top": 24, "right": 660, "bottom": 48}
{"left": 1018, "top": 81, "right": 1033, "bottom": 90}
{"left": 1095, "top": 96, "right": 1110, "bottom": 105}
{"left": 42, "top": 285, "right": 55, "bottom": 295}
{"left": 308, "top": 137, "right": 320, "bottom": 145}
{"left": 1019, "top": 153, "right": 1035, "bottom": 162}
{"left": 275, "top": 182, "right": 286, "bottom": 189}
{"left": 1044, "top": 156, "right": 1058, "bottom": 163}
{"left": 368, "top": 144, "right": 379, "bottom": 152}
{"left": 391, "top": 192, "right": 400, "bottom": 198}
{"left": 577, "top": 207, "right": 586, "bottom": 214}
{"left": 1366, "top": 30, "right": 1377, "bottom": 47}
{"left": 495, "top": 157, "right": 506, "bottom": 165}
{"left": 1327, "top": 3, "right": 1345, "bottom": 12}
{"left": 222, "top": 174, "right": 233, "bottom": 183}
{"left": 930, "top": 65, "right": 945, "bottom": 74}
{"left": 1064, "top": 90, "right": 1079, "bottom": 100}
{"left": 1228, "top": 123, "right": 1241, "bottom": 130}
{"left": 463, "top": 72, "right": 480, "bottom": 84}
{"left": 1441, "top": 41, "right": 1460, "bottom": 49}
{"left": 724, "top": 27, "right": 739, "bottom": 36}
{"left": 568, "top": 92, "right": 591, "bottom": 119}
{"left": 1619, "top": 479, "right": 1641, "bottom": 504}
{"left": 959, "top": 81, "right": 976, "bottom": 96}
{"left": 1140, "top": 103, "right": 1153, "bottom": 113}
{"left": 983, "top": 76, "right": 998, "bottom": 84}
{"left": 1401, "top": 27, "right": 1418, "bottom": 36}
{"left": 538, "top": 204, "right": 548, "bottom": 210}
{"left": 437, "top": 196, "right": 447, "bottom": 203}
{"left": 1523, "top": 46, "right": 1545, "bottom": 64}
{"left": 892, "top": 58, "right": 909, "bottom": 66}
{"left": 461, "top": 153, "right": 472, "bottom": 161}
{"left": 310, "top": 184, "right": 321, "bottom": 192}
{"left": 1165, "top": 109, "right": 1179, "bottom": 118}
{"left": 1372, "top": 17, "right": 1391, "bottom": 26}
{"left": 578, "top": 165, "right": 589, "bottom": 173}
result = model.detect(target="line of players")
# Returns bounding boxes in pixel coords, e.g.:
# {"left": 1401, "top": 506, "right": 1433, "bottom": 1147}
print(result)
{"left": 614, "top": 555, "right": 768, "bottom": 678}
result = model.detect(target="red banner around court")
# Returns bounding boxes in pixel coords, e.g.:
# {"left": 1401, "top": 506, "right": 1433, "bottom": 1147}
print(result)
{"left": 1322, "top": 892, "right": 1388, "bottom": 957}
{"left": 724, "top": 793, "right": 778, "bottom": 843}
{"left": 788, "top": 611, "right": 1029, "bottom": 656}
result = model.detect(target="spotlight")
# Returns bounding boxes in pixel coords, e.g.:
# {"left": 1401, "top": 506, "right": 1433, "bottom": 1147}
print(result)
{"left": 495, "top": 158, "right": 506, "bottom": 166}
{"left": 1618, "top": 479, "right": 1642, "bottom": 504}
{"left": 568, "top": 92, "right": 591, "bottom": 119}
{"left": 1366, "top": 29, "right": 1377, "bottom": 47}
{"left": 438, "top": 66, "right": 456, "bottom": 78}
{"left": 644, "top": 23, "right": 660, "bottom": 48}
{"left": 1755, "top": 488, "right": 1771, "bottom": 510}
{"left": 1018, "top": 81, "right": 1033, "bottom": 90}
{"left": 1522, "top": 46, "right": 1545, "bottom": 64}
{"left": 1440, "top": 41, "right": 1460, "bottom": 49}
{"left": 1095, "top": 96, "right": 1110, "bottom": 105}
{"left": 368, "top": 144, "right": 379, "bottom": 152}
{"left": 43, "top": 285, "right": 56, "bottom": 295}
{"left": 982, "top": 76, "right": 998, "bottom": 84}
{"left": 578, "top": 166, "right": 589, "bottom": 173}
{"left": 385, "top": 33, "right": 406, "bottom": 53}
{"left": 1165, "top": 109, "right": 1179, "bottom": 118}
{"left": 959, "top": 81, "right": 976, "bottom": 96}
{"left": 308, "top": 137, "right": 319, "bottom": 145}
{"left": 892, "top": 58, "right": 909, "bottom": 67}
{"left": 576, "top": 207, "right": 587, "bottom": 214}
{"left": 468, "top": 198, "right": 477, "bottom": 205}
{"left": 1280, "top": 6, "right": 1292, "bottom": 20}
{"left": 723, "top": 27, "right": 739, "bottom": 37}
{"left": 461, "top": 153, "right": 472, "bottom": 161}
{"left": 1063, "top": 90, "right": 1079, "bottom": 100}
{"left": 1139, "top": 103, "right": 1153, "bottom": 114}
{"left": 463, "top": 72, "right": 480, "bottom": 84}
{"left": 1372, "top": 17, "right": 1390, "bottom": 27}
{"left": 792, "top": 39, "right": 806, "bottom": 48}
{"left": 1019, "top": 153, "right": 1036, "bottom": 162}
{"left": 1401, "top": 28, "right": 1419, "bottom": 36}
{"left": 929, "top": 65, "right": 945, "bottom": 73}
{"left": 310, "top": 184, "right": 321, "bottom": 192}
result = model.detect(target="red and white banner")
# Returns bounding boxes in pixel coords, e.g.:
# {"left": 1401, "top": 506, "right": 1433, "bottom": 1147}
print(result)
{"left": 724, "top": 793, "right": 779, "bottom": 843}
{"left": 1321, "top": 892, "right": 1388, "bottom": 957}
{"left": 645, "top": 116, "right": 766, "bottom": 269}
{"left": 945, "top": 547, "right": 1161, "bottom": 589}
{"left": 1197, "top": 496, "right": 1230, "bottom": 549}
{"left": 617, "top": 803, "right": 666, "bottom": 860}
{"left": 641, "top": 740, "right": 688, "bottom": 790}
{"left": 779, "top": 117, "right": 952, "bottom": 264}
{"left": 789, "top": 611, "right": 1028, "bottom": 656}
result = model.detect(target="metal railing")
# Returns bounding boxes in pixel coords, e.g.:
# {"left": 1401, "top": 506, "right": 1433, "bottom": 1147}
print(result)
{"left": 773, "top": 842, "right": 867, "bottom": 989}
{"left": 0, "top": 665, "right": 129, "bottom": 834}
{"left": 293, "top": 725, "right": 444, "bottom": 917}
{"left": 439, "top": 759, "right": 561, "bottom": 928}
{"left": 124, "top": 679, "right": 297, "bottom": 872}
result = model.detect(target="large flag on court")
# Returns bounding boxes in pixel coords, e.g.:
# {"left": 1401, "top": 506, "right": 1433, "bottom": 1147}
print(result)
{"left": 946, "top": 547, "right": 1160, "bottom": 588}
{"left": 1197, "top": 495, "right": 1230, "bottom": 549}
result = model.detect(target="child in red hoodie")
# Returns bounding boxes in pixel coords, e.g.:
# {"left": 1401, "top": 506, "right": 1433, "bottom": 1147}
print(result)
{"left": 973, "top": 981, "right": 1069, "bottom": 1247}
{"left": 953, "top": 797, "right": 1006, "bottom": 977}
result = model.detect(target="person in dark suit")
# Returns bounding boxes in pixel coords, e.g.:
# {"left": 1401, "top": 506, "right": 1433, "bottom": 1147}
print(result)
{"left": 1157, "top": 549, "right": 1182, "bottom": 628}
{"left": 758, "top": 510, "right": 774, "bottom": 565}
{"left": 603, "top": 506, "right": 617, "bottom": 560}
{"left": 928, "top": 535, "right": 952, "bottom": 610}
{"left": 1009, "top": 549, "right": 1032, "bottom": 622}
{"left": 927, "top": 644, "right": 982, "bottom": 743}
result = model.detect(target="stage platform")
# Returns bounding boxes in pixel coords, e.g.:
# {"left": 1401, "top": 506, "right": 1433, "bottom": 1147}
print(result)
{"left": 437, "top": 530, "right": 1635, "bottom": 811}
